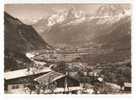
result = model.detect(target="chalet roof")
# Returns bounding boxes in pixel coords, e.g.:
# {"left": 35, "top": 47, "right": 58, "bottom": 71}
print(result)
{"left": 34, "top": 71, "right": 65, "bottom": 85}
{"left": 124, "top": 82, "right": 131, "bottom": 87}
{"left": 4, "top": 67, "right": 51, "bottom": 80}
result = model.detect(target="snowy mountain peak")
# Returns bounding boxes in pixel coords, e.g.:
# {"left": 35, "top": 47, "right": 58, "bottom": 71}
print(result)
{"left": 47, "top": 7, "right": 85, "bottom": 26}
{"left": 97, "top": 5, "right": 130, "bottom": 17}
{"left": 95, "top": 5, "right": 131, "bottom": 25}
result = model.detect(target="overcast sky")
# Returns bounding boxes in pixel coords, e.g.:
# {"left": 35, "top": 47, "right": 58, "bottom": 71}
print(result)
{"left": 4, "top": 4, "right": 130, "bottom": 24}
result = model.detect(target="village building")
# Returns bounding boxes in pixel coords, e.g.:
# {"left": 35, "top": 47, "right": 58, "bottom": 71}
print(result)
{"left": 4, "top": 66, "right": 82, "bottom": 94}
{"left": 34, "top": 71, "right": 81, "bottom": 94}
{"left": 123, "top": 82, "right": 131, "bottom": 92}
{"left": 4, "top": 67, "right": 51, "bottom": 94}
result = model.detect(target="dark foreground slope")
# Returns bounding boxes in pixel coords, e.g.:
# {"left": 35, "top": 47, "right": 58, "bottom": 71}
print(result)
{"left": 4, "top": 12, "right": 50, "bottom": 71}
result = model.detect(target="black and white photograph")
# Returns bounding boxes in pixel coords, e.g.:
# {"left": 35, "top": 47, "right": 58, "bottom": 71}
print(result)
{"left": 4, "top": 4, "right": 131, "bottom": 94}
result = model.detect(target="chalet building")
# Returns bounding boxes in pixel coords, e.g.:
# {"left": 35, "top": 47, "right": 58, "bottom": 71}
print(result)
{"left": 34, "top": 71, "right": 81, "bottom": 94}
{"left": 123, "top": 82, "right": 131, "bottom": 92}
{"left": 4, "top": 67, "right": 51, "bottom": 94}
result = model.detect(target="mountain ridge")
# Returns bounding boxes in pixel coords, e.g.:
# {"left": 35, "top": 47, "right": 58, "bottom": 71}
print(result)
{"left": 4, "top": 12, "right": 51, "bottom": 71}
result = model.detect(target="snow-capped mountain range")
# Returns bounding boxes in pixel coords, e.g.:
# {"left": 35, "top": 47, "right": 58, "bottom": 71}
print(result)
{"left": 32, "top": 5, "right": 131, "bottom": 50}
{"left": 33, "top": 5, "right": 130, "bottom": 34}
{"left": 47, "top": 7, "right": 130, "bottom": 26}
{"left": 46, "top": 8, "right": 130, "bottom": 26}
